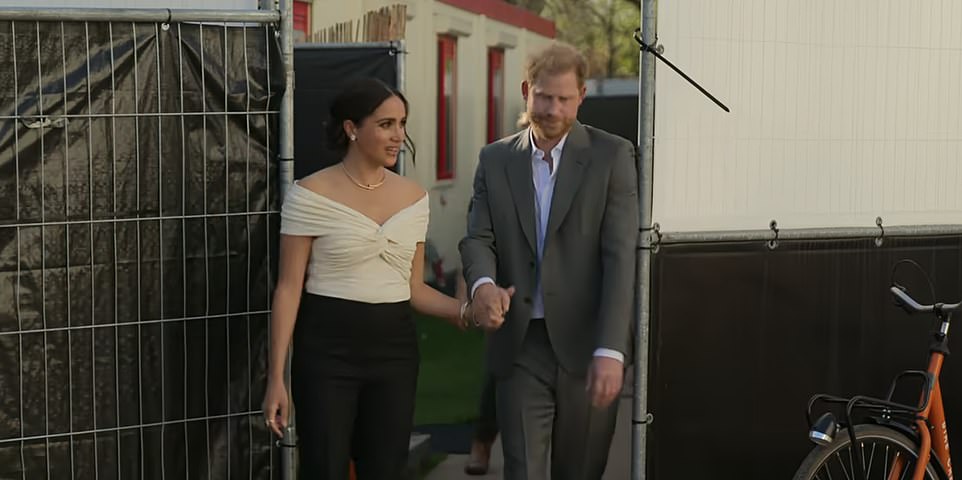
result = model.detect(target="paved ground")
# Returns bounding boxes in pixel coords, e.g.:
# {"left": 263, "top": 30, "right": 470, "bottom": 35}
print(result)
{"left": 424, "top": 395, "right": 634, "bottom": 479}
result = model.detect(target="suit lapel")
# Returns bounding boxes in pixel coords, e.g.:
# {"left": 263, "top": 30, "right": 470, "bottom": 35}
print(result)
{"left": 546, "top": 123, "right": 589, "bottom": 240}
{"left": 504, "top": 132, "right": 538, "bottom": 254}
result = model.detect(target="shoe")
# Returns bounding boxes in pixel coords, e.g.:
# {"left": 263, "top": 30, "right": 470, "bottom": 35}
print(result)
{"left": 464, "top": 439, "right": 492, "bottom": 475}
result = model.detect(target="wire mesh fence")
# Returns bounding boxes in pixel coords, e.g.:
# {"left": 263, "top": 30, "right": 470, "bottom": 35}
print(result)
{"left": 0, "top": 9, "right": 285, "bottom": 479}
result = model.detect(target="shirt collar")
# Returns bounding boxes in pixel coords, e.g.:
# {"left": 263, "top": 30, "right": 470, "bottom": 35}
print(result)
{"left": 528, "top": 127, "right": 569, "bottom": 164}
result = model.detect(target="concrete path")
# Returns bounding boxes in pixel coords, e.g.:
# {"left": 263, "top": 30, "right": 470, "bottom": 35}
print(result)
{"left": 425, "top": 396, "right": 634, "bottom": 479}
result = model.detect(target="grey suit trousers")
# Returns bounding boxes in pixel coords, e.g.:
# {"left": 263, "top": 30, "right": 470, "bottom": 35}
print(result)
{"left": 497, "top": 320, "right": 619, "bottom": 480}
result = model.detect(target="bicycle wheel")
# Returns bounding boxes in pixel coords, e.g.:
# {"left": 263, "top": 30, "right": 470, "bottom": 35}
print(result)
{"left": 793, "top": 424, "right": 941, "bottom": 480}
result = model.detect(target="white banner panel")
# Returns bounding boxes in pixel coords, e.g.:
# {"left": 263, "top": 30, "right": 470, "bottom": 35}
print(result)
{"left": 653, "top": 0, "right": 962, "bottom": 232}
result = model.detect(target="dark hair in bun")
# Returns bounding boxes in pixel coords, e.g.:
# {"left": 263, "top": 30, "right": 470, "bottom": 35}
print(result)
{"left": 325, "top": 78, "right": 412, "bottom": 157}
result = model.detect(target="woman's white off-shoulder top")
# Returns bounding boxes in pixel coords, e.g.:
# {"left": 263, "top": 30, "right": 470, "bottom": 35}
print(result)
{"left": 280, "top": 183, "right": 429, "bottom": 303}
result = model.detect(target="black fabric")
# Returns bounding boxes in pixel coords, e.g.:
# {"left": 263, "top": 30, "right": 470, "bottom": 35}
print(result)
{"left": 646, "top": 235, "right": 962, "bottom": 479}
{"left": 577, "top": 95, "right": 638, "bottom": 143}
{"left": 291, "top": 294, "right": 418, "bottom": 480}
{"left": 292, "top": 45, "right": 399, "bottom": 180}
{"left": 0, "top": 20, "right": 282, "bottom": 479}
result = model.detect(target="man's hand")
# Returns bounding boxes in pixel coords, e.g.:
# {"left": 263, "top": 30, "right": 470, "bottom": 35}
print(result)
{"left": 473, "top": 283, "right": 515, "bottom": 331}
{"left": 586, "top": 356, "right": 624, "bottom": 409}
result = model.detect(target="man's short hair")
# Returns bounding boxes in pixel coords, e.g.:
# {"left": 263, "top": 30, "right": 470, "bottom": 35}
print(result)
{"left": 524, "top": 41, "right": 588, "bottom": 87}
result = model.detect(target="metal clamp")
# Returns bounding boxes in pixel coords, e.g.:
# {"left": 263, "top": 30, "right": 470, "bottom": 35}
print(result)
{"left": 632, "top": 28, "right": 730, "bottom": 113}
{"left": 875, "top": 216, "right": 885, "bottom": 247}
{"left": 767, "top": 220, "right": 779, "bottom": 250}
{"left": 633, "top": 413, "right": 655, "bottom": 425}
{"left": 22, "top": 116, "right": 68, "bottom": 129}
{"left": 644, "top": 222, "right": 662, "bottom": 253}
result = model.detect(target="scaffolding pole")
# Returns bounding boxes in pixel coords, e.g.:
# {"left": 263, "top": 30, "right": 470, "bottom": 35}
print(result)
{"left": 0, "top": 7, "right": 280, "bottom": 23}
{"left": 632, "top": 0, "right": 656, "bottom": 479}
{"left": 277, "top": 0, "right": 296, "bottom": 478}
{"left": 655, "top": 224, "right": 962, "bottom": 246}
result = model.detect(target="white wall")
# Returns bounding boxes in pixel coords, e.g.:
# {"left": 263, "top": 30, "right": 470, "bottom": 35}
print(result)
{"left": 654, "top": 0, "right": 962, "bottom": 232}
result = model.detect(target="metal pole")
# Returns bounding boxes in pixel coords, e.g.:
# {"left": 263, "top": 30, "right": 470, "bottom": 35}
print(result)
{"left": 632, "top": 0, "right": 656, "bottom": 479}
{"left": 656, "top": 224, "right": 962, "bottom": 246}
{"left": 0, "top": 7, "right": 279, "bottom": 23}
{"left": 277, "top": 0, "right": 296, "bottom": 478}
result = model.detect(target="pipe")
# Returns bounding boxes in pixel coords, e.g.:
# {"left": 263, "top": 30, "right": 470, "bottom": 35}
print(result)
{"left": 0, "top": 7, "right": 279, "bottom": 23}
{"left": 632, "top": 0, "right": 657, "bottom": 479}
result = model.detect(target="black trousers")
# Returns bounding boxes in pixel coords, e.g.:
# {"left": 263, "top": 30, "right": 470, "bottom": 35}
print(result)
{"left": 291, "top": 294, "right": 419, "bottom": 480}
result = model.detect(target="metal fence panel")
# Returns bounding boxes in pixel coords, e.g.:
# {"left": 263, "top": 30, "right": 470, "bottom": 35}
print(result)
{"left": 0, "top": 1, "right": 258, "bottom": 9}
{"left": 0, "top": 11, "right": 283, "bottom": 480}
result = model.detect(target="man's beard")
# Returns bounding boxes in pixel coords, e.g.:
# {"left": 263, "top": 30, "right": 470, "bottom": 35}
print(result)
{"left": 530, "top": 114, "right": 573, "bottom": 140}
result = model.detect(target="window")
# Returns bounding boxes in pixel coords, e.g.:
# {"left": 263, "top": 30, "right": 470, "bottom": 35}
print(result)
{"left": 437, "top": 35, "right": 457, "bottom": 180}
{"left": 487, "top": 48, "right": 505, "bottom": 144}
{"left": 292, "top": 1, "right": 311, "bottom": 43}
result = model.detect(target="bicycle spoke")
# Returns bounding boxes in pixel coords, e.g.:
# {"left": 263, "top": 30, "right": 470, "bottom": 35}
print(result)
{"left": 849, "top": 445, "right": 858, "bottom": 480}
{"left": 835, "top": 451, "right": 853, "bottom": 480}
{"left": 820, "top": 454, "right": 835, "bottom": 480}
{"left": 884, "top": 445, "right": 891, "bottom": 480}
{"left": 865, "top": 442, "right": 877, "bottom": 478}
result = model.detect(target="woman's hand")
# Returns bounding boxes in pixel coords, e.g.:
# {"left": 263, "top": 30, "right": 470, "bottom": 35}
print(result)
{"left": 262, "top": 377, "right": 290, "bottom": 438}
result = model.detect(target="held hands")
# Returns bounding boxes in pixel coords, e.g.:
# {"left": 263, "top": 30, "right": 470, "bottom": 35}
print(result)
{"left": 586, "top": 356, "right": 624, "bottom": 409}
{"left": 261, "top": 378, "right": 289, "bottom": 438}
{"left": 472, "top": 283, "right": 516, "bottom": 331}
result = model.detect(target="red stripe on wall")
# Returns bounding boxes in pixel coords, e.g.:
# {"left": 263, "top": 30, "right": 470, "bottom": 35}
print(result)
{"left": 438, "top": 0, "right": 556, "bottom": 38}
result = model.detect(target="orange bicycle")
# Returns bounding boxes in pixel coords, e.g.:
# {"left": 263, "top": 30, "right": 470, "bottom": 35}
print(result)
{"left": 794, "top": 276, "right": 957, "bottom": 480}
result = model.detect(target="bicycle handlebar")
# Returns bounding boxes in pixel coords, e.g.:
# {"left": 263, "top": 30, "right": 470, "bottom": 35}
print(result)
{"left": 890, "top": 286, "right": 962, "bottom": 316}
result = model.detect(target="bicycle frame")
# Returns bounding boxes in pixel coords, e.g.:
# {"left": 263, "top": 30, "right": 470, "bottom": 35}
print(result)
{"left": 890, "top": 319, "right": 953, "bottom": 480}
{"left": 913, "top": 348, "right": 953, "bottom": 480}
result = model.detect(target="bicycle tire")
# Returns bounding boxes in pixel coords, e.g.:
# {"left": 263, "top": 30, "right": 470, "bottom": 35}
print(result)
{"left": 793, "top": 424, "right": 941, "bottom": 480}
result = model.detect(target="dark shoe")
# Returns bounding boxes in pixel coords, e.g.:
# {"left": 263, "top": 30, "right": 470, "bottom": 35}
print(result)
{"left": 464, "top": 439, "right": 492, "bottom": 475}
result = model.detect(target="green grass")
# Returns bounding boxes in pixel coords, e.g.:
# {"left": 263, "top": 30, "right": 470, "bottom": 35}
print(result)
{"left": 413, "top": 314, "right": 486, "bottom": 425}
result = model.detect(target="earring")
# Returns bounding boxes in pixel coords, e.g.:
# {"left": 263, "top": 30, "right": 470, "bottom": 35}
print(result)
{"left": 349, "top": 133, "right": 357, "bottom": 142}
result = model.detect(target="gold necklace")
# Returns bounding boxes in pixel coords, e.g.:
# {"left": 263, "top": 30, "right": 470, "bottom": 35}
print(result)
{"left": 340, "top": 162, "right": 386, "bottom": 191}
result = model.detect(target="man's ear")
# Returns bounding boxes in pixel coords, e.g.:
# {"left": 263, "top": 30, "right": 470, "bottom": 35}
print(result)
{"left": 521, "top": 80, "right": 529, "bottom": 101}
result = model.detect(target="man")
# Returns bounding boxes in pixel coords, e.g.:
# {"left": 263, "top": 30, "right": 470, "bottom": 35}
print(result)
{"left": 460, "top": 41, "right": 639, "bottom": 479}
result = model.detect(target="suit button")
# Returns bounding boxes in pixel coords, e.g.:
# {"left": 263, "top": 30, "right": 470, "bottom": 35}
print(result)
{"left": 523, "top": 296, "right": 532, "bottom": 304}
{"left": 529, "top": 261, "right": 535, "bottom": 268}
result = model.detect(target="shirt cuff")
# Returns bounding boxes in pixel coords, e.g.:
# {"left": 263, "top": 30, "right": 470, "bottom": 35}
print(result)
{"left": 470, "top": 277, "right": 495, "bottom": 299}
{"left": 593, "top": 348, "right": 625, "bottom": 363}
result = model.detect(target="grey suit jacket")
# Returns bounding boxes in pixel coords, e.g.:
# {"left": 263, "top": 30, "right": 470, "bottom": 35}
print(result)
{"left": 460, "top": 122, "right": 639, "bottom": 377}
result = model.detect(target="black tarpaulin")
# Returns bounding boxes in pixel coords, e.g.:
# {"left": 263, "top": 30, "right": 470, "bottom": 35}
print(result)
{"left": 292, "top": 44, "right": 399, "bottom": 179}
{"left": 0, "top": 19, "right": 282, "bottom": 479}
{"left": 647, "top": 236, "right": 962, "bottom": 479}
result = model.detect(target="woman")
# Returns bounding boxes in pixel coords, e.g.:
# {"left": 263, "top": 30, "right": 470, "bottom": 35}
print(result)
{"left": 261, "top": 78, "right": 472, "bottom": 479}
